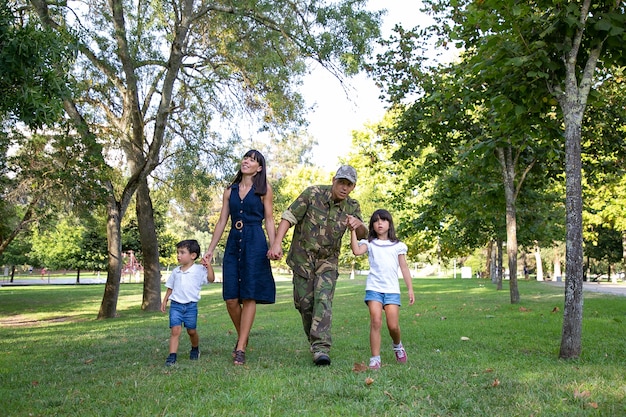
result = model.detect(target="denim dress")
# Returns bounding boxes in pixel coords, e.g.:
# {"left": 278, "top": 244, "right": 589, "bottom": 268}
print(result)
{"left": 222, "top": 183, "right": 276, "bottom": 304}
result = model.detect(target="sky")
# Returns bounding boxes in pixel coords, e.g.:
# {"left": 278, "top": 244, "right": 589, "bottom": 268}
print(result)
{"left": 302, "top": 0, "right": 428, "bottom": 170}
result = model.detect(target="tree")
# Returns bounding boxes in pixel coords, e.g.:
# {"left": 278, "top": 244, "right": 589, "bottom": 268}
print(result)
{"left": 374, "top": 0, "right": 626, "bottom": 359}
{"left": 29, "top": 0, "right": 382, "bottom": 318}
{"left": 31, "top": 218, "right": 84, "bottom": 273}
{"left": 0, "top": 2, "right": 103, "bottom": 258}
{"left": 373, "top": 47, "right": 564, "bottom": 302}
{"left": 0, "top": 233, "right": 32, "bottom": 282}
{"left": 0, "top": 1, "right": 71, "bottom": 127}
{"left": 581, "top": 67, "right": 626, "bottom": 281}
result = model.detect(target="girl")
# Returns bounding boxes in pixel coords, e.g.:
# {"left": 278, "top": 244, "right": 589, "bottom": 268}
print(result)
{"left": 204, "top": 150, "right": 276, "bottom": 365}
{"left": 350, "top": 209, "right": 415, "bottom": 370}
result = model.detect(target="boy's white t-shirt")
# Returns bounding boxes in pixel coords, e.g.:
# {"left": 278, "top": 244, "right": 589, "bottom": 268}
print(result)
{"left": 165, "top": 263, "right": 208, "bottom": 303}
{"left": 359, "top": 238, "right": 408, "bottom": 294}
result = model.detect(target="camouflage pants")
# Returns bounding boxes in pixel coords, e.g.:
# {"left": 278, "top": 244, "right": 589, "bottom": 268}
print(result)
{"left": 292, "top": 262, "right": 338, "bottom": 354}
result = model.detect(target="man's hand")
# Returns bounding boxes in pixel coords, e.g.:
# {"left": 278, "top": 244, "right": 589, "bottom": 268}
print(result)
{"left": 268, "top": 244, "right": 283, "bottom": 260}
{"left": 347, "top": 215, "right": 363, "bottom": 232}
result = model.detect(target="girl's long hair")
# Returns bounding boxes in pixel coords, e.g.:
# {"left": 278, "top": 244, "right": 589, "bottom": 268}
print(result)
{"left": 368, "top": 209, "right": 399, "bottom": 242}
{"left": 229, "top": 149, "right": 268, "bottom": 195}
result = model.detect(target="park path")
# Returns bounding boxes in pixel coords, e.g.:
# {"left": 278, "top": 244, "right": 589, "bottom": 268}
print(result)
{"left": 542, "top": 280, "right": 626, "bottom": 297}
{"left": 2, "top": 276, "right": 625, "bottom": 296}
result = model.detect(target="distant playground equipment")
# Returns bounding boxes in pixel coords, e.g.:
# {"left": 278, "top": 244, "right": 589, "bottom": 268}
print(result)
{"left": 122, "top": 250, "right": 143, "bottom": 282}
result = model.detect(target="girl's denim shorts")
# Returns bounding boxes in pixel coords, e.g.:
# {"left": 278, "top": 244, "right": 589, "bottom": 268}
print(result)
{"left": 364, "top": 290, "right": 401, "bottom": 307}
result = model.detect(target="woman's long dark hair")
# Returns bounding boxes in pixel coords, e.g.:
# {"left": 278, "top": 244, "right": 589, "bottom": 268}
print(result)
{"left": 229, "top": 149, "right": 268, "bottom": 195}
{"left": 368, "top": 209, "right": 399, "bottom": 242}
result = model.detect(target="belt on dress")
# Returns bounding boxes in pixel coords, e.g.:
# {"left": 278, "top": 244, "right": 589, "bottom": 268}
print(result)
{"left": 232, "top": 220, "right": 262, "bottom": 230}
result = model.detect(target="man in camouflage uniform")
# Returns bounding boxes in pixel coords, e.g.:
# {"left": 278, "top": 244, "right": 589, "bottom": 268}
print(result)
{"left": 269, "top": 165, "right": 367, "bottom": 366}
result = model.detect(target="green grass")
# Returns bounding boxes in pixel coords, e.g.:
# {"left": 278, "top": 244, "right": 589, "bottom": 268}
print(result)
{"left": 0, "top": 278, "right": 625, "bottom": 416}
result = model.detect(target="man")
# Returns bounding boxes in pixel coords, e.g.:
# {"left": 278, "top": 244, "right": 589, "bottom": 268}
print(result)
{"left": 269, "top": 165, "right": 367, "bottom": 366}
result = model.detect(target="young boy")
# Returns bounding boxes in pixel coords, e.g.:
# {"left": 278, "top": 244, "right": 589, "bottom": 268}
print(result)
{"left": 161, "top": 239, "right": 215, "bottom": 366}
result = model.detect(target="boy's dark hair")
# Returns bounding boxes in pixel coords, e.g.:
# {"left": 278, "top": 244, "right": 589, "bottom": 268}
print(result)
{"left": 368, "top": 209, "right": 399, "bottom": 242}
{"left": 229, "top": 149, "right": 268, "bottom": 195}
{"left": 176, "top": 239, "right": 201, "bottom": 259}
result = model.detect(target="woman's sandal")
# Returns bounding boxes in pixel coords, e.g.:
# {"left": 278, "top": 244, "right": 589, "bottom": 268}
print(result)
{"left": 233, "top": 350, "right": 246, "bottom": 365}
{"left": 232, "top": 338, "right": 249, "bottom": 358}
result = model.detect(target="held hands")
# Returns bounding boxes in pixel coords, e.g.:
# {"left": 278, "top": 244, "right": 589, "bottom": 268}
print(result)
{"left": 267, "top": 243, "right": 283, "bottom": 260}
{"left": 202, "top": 251, "right": 213, "bottom": 265}
{"left": 346, "top": 215, "right": 363, "bottom": 232}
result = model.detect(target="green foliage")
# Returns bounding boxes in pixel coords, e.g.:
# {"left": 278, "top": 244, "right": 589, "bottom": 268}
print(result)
{"left": 0, "top": 128, "right": 108, "bottom": 257}
{"left": 0, "top": 233, "right": 32, "bottom": 268}
{"left": 0, "top": 2, "right": 74, "bottom": 128}
{"left": 584, "top": 225, "right": 623, "bottom": 272}
{"left": 369, "top": 0, "right": 626, "bottom": 269}
{"left": 1, "top": 280, "right": 626, "bottom": 416}
{"left": 79, "top": 227, "right": 108, "bottom": 271}
{"left": 30, "top": 218, "right": 83, "bottom": 270}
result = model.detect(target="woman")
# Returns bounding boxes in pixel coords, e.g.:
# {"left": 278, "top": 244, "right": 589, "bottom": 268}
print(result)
{"left": 204, "top": 150, "right": 276, "bottom": 365}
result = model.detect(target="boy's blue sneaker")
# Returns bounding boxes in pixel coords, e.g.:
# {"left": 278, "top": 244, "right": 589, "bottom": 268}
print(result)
{"left": 190, "top": 347, "right": 200, "bottom": 360}
{"left": 165, "top": 353, "right": 177, "bottom": 366}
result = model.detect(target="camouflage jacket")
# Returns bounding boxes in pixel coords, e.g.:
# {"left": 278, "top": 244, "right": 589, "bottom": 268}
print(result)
{"left": 281, "top": 185, "right": 363, "bottom": 278}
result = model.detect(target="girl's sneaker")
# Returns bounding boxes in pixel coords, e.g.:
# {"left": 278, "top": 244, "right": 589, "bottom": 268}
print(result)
{"left": 368, "top": 357, "right": 381, "bottom": 370}
{"left": 394, "top": 345, "right": 407, "bottom": 363}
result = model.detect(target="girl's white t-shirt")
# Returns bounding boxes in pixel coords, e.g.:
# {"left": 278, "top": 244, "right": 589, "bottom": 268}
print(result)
{"left": 165, "top": 263, "right": 208, "bottom": 303}
{"left": 359, "top": 238, "right": 408, "bottom": 294}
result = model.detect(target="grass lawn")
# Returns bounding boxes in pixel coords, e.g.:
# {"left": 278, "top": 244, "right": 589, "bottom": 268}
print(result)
{"left": 0, "top": 278, "right": 625, "bottom": 416}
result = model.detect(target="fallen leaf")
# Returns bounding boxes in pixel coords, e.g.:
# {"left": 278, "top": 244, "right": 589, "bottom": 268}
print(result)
{"left": 492, "top": 378, "right": 500, "bottom": 387}
{"left": 484, "top": 368, "right": 494, "bottom": 373}
{"left": 84, "top": 359, "right": 93, "bottom": 364}
{"left": 365, "top": 377, "right": 374, "bottom": 385}
{"left": 384, "top": 390, "right": 394, "bottom": 399}
{"left": 460, "top": 336, "right": 470, "bottom": 341}
{"left": 551, "top": 306, "right": 560, "bottom": 313}
{"left": 415, "top": 313, "right": 421, "bottom": 317}
{"left": 31, "top": 381, "right": 39, "bottom": 387}
{"left": 353, "top": 362, "right": 367, "bottom": 373}
{"left": 587, "top": 402, "right": 598, "bottom": 409}
{"left": 519, "top": 307, "right": 530, "bottom": 312}
{"left": 574, "top": 389, "right": 591, "bottom": 399}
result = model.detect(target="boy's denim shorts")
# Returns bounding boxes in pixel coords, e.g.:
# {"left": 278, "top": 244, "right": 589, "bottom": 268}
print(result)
{"left": 169, "top": 301, "right": 198, "bottom": 329}
{"left": 364, "top": 290, "right": 401, "bottom": 307}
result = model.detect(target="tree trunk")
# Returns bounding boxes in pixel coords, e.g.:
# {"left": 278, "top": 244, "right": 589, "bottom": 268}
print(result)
{"left": 98, "top": 201, "right": 124, "bottom": 319}
{"left": 496, "top": 147, "right": 520, "bottom": 303}
{"left": 485, "top": 241, "right": 493, "bottom": 280}
{"left": 496, "top": 238, "right": 503, "bottom": 290}
{"left": 610, "top": 263, "right": 616, "bottom": 284}
{"left": 76, "top": 268, "right": 80, "bottom": 284}
{"left": 520, "top": 251, "right": 529, "bottom": 280}
{"left": 136, "top": 180, "right": 161, "bottom": 311}
{"left": 559, "top": 111, "right": 584, "bottom": 358}
{"left": 534, "top": 242, "right": 544, "bottom": 281}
